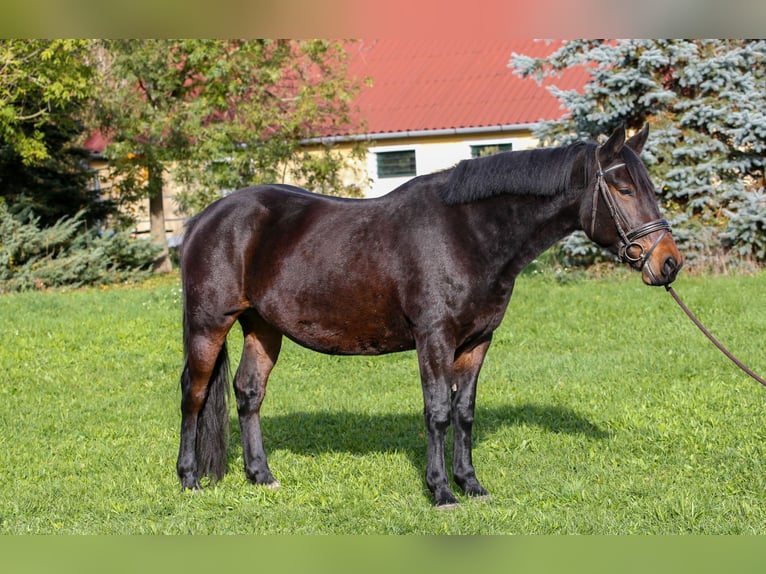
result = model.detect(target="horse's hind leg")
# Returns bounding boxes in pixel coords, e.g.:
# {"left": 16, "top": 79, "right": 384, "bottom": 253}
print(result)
{"left": 177, "top": 322, "right": 234, "bottom": 490}
{"left": 234, "top": 310, "right": 282, "bottom": 487}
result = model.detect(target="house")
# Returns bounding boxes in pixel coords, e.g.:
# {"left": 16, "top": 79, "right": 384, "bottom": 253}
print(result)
{"left": 318, "top": 39, "right": 585, "bottom": 197}
{"left": 86, "top": 39, "right": 584, "bottom": 240}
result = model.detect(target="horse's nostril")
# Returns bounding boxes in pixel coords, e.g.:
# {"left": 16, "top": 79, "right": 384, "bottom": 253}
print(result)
{"left": 663, "top": 256, "right": 678, "bottom": 279}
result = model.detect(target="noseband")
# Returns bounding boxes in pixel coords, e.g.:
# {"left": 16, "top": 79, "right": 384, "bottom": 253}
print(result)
{"left": 589, "top": 154, "right": 671, "bottom": 270}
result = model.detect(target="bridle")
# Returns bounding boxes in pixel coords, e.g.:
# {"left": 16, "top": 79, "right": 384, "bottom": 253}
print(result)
{"left": 589, "top": 153, "right": 672, "bottom": 271}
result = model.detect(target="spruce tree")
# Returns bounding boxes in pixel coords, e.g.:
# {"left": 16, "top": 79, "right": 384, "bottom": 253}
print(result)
{"left": 511, "top": 39, "right": 766, "bottom": 267}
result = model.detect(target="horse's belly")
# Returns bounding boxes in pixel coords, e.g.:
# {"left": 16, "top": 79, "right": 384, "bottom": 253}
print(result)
{"left": 255, "top": 287, "right": 415, "bottom": 355}
{"left": 281, "top": 316, "right": 415, "bottom": 356}
{"left": 253, "top": 226, "right": 418, "bottom": 354}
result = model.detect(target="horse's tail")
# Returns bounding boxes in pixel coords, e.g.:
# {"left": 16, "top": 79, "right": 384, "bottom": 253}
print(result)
{"left": 194, "top": 344, "right": 230, "bottom": 482}
{"left": 180, "top": 234, "right": 231, "bottom": 481}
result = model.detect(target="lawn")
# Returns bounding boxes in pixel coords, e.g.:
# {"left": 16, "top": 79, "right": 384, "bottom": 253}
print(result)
{"left": 1, "top": 270, "right": 765, "bottom": 534}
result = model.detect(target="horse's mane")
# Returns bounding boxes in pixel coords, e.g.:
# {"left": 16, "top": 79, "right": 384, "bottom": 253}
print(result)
{"left": 439, "top": 141, "right": 594, "bottom": 205}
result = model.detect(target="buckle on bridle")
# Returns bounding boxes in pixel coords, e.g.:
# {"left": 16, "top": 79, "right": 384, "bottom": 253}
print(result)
{"left": 620, "top": 241, "right": 646, "bottom": 264}
{"left": 620, "top": 220, "right": 671, "bottom": 268}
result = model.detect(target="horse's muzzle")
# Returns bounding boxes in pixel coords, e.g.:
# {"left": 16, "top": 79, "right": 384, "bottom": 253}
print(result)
{"left": 642, "top": 249, "right": 683, "bottom": 286}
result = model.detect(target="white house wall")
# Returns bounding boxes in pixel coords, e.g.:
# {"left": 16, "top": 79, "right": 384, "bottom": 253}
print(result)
{"left": 364, "top": 133, "right": 538, "bottom": 198}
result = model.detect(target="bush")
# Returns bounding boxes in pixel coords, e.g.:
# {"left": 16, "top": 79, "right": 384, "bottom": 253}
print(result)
{"left": 0, "top": 201, "right": 160, "bottom": 292}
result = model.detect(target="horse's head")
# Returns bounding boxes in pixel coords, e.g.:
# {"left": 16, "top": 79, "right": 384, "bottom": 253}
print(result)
{"left": 581, "top": 124, "right": 683, "bottom": 286}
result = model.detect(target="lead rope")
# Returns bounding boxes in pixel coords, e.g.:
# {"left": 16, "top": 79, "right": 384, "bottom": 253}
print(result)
{"left": 665, "top": 285, "right": 766, "bottom": 387}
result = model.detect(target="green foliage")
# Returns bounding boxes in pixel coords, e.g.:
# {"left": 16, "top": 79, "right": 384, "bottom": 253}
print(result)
{"left": 0, "top": 201, "right": 159, "bottom": 292}
{"left": 95, "top": 40, "right": 365, "bottom": 216}
{"left": 722, "top": 187, "right": 766, "bottom": 260}
{"left": 1, "top": 273, "right": 766, "bottom": 533}
{"left": 91, "top": 40, "right": 365, "bottom": 271}
{"left": 0, "top": 39, "right": 94, "bottom": 165}
{"left": 175, "top": 39, "right": 366, "bottom": 213}
{"left": 0, "top": 40, "right": 109, "bottom": 227}
{"left": 2, "top": 40, "right": 367, "bottom": 277}
{"left": 511, "top": 40, "right": 766, "bottom": 268}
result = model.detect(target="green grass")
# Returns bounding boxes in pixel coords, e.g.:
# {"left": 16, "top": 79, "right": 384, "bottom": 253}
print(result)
{"left": 1, "top": 270, "right": 765, "bottom": 533}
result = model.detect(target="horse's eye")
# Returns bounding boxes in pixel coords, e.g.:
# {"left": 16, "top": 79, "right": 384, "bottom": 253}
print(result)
{"left": 617, "top": 188, "right": 634, "bottom": 197}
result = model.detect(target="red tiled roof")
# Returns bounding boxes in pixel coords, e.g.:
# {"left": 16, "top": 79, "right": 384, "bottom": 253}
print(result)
{"left": 84, "top": 40, "right": 586, "bottom": 154}
{"left": 338, "top": 39, "right": 587, "bottom": 138}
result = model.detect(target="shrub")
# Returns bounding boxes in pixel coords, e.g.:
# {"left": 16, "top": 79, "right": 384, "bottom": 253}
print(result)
{"left": 0, "top": 201, "right": 160, "bottom": 292}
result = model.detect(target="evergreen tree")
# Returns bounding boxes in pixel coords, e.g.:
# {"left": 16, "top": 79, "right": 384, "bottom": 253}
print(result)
{"left": 511, "top": 39, "right": 766, "bottom": 267}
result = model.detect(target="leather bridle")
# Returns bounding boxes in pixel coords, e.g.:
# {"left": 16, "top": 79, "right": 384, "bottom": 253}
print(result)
{"left": 589, "top": 154, "right": 672, "bottom": 271}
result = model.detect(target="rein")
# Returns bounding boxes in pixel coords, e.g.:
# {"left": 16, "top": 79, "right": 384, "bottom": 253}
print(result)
{"left": 666, "top": 284, "right": 766, "bottom": 387}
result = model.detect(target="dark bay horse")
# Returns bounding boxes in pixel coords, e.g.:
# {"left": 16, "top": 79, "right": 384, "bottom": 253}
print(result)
{"left": 177, "top": 125, "right": 682, "bottom": 507}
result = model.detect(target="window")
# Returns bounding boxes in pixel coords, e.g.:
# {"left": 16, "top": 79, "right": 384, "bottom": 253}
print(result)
{"left": 470, "top": 143, "right": 512, "bottom": 158}
{"left": 376, "top": 150, "right": 416, "bottom": 178}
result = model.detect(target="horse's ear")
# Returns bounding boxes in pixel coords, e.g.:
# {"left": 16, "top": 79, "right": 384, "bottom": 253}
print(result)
{"left": 598, "top": 124, "right": 626, "bottom": 164}
{"left": 625, "top": 124, "right": 649, "bottom": 154}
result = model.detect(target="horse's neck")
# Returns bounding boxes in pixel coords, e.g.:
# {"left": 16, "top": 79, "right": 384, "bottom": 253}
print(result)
{"left": 464, "top": 190, "right": 582, "bottom": 278}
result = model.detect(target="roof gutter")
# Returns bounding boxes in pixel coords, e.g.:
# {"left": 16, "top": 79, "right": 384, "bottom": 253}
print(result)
{"left": 303, "top": 122, "right": 540, "bottom": 145}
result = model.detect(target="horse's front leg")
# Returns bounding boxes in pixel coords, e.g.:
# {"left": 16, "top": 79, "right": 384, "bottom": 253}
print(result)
{"left": 416, "top": 333, "right": 459, "bottom": 508}
{"left": 451, "top": 338, "right": 492, "bottom": 498}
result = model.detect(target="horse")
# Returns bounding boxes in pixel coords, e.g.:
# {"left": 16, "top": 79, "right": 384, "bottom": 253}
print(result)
{"left": 176, "top": 124, "right": 682, "bottom": 508}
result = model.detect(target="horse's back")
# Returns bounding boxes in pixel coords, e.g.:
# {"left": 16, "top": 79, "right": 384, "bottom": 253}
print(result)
{"left": 183, "top": 184, "right": 352, "bottom": 258}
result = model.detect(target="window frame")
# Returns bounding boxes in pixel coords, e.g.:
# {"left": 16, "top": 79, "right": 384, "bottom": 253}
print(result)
{"left": 470, "top": 142, "right": 513, "bottom": 158}
{"left": 376, "top": 149, "right": 417, "bottom": 179}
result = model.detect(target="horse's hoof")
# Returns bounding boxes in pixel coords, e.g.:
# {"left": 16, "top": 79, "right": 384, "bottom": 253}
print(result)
{"left": 435, "top": 502, "right": 460, "bottom": 511}
{"left": 458, "top": 479, "right": 489, "bottom": 498}
{"left": 263, "top": 480, "right": 281, "bottom": 490}
{"left": 464, "top": 484, "right": 490, "bottom": 499}
{"left": 180, "top": 477, "right": 202, "bottom": 491}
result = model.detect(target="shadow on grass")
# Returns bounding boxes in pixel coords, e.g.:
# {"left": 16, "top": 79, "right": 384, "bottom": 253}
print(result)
{"left": 227, "top": 402, "right": 609, "bottom": 474}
